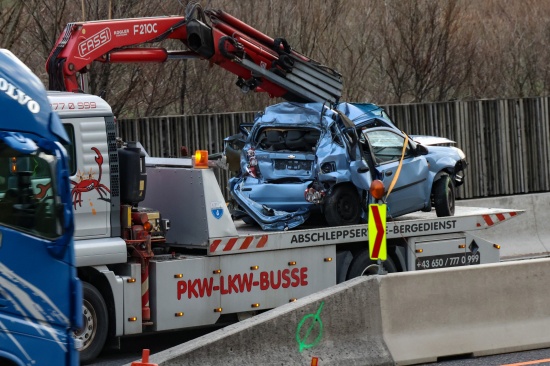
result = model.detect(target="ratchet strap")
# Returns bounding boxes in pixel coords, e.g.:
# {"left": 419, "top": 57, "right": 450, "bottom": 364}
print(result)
{"left": 385, "top": 134, "right": 409, "bottom": 201}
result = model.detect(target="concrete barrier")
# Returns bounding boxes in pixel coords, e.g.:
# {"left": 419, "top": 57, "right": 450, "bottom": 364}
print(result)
{"left": 128, "top": 257, "right": 550, "bottom": 366}
{"left": 143, "top": 277, "right": 393, "bottom": 366}
{"left": 379, "top": 257, "right": 550, "bottom": 365}
{"left": 457, "top": 193, "right": 550, "bottom": 259}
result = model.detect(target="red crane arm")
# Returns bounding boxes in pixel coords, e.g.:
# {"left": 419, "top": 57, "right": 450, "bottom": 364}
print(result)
{"left": 46, "top": 5, "right": 342, "bottom": 104}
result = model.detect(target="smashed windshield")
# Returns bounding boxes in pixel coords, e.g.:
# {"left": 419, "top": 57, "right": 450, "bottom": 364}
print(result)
{"left": 0, "top": 143, "right": 62, "bottom": 239}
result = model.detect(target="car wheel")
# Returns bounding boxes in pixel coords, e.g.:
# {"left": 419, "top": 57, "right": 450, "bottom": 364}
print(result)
{"left": 433, "top": 175, "right": 455, "bottom": 217}
{"left": 76, "top": 282, "right": 108, "bottom": 364}
{"left": 346, "top": 248, "right": 397, "bottom": 279}
{"left": 324, "top": 185, "right": 361, "bottom": 226}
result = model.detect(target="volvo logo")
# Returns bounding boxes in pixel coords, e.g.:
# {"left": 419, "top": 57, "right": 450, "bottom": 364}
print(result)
{"left": 0, "top": 77, "right": 40, "bottom": 113}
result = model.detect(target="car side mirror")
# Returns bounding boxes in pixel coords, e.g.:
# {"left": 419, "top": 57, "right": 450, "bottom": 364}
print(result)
{"left": 416, "top": 144, "right": 429, "bottom": 156}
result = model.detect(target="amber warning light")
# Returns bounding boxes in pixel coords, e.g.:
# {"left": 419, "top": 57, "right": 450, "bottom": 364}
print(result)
{"left": 370, "top": 180, "right": 385, "bottom": 201}
{"left": 194, "top": 150, "right": 209, "bottom": 169}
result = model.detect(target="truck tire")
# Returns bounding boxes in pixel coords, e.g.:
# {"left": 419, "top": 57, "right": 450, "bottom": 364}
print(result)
{"left": 324, "top": 185, "right": 361, "bottom": 226}
{"left": 77, "top": 282, "right": 108, "bottom": 364}
{"left": 433, "top": 175, "right": 455, "bottom": 217}
{"left": 347, "top": 249, "right": 397, "bottom": 279}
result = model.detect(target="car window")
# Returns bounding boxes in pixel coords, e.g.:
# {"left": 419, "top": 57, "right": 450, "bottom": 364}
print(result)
{"left": 364, "top": 130, "right": 412, "bottom": 164}
{"left": 381, "top": 111, "right": 399, "bottom": 129}
{"left": 357, "top": 117, "right": 392, "bottom": 130}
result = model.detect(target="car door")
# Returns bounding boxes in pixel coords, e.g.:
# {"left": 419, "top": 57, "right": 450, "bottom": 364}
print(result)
{"left": 363, "top": 128, "right": 430, "bottom": 217}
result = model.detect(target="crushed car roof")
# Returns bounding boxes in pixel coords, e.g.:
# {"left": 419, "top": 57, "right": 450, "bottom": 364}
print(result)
{"left": 255, "top": 102, "right": 334, "bottom": 126}
{"left": 337, "top": 102, "right": 398, "bottom": 130}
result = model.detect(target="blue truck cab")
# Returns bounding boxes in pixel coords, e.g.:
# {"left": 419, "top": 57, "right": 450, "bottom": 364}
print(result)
{"left": 0, "top": 49, "right": 81, "bottom": 365}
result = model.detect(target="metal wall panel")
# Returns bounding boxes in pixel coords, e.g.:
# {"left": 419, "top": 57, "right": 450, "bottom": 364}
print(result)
{"left": 118, "top": 97, "right": 550, "bottom": 199}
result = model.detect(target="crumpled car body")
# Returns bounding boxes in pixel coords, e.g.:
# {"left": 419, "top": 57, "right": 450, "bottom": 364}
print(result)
{"left": 228, "top": 101, "right": 467, "bottom": 230}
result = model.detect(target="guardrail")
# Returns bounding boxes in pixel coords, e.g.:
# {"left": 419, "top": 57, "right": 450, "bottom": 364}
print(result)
{"left": 118, "top": 97, "right": 550, "bottom": 199}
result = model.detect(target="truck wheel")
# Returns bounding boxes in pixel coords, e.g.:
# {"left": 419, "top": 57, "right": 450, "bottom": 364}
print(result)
{"left": 77, "top": 282, "right": 108, "bottom": 364}
{"left": 324, "top": 185, "right": 361, "bottom": 226}
{"left": 433, "top": 175, "right": 455, "bottom": 217}
{"left": 347, "top": 249, "right": 397, "bottom": 279}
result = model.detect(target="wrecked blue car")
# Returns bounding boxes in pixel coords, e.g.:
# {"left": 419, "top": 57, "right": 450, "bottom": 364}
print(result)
{"left": 227, "top": 102, "right": 467, "bottom": 230}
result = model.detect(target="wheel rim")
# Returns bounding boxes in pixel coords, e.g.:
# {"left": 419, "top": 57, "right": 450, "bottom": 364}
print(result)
{"left": 75, "top": 299, "right": 97, "bottom": 351}
{"left": 336, "top": 193, "right": 358, "bottom": 221}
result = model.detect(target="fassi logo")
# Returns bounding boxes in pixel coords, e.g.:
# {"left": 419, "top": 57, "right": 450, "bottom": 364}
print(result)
{"left": 78, "top": 28, "right": 111, "bottom": 57}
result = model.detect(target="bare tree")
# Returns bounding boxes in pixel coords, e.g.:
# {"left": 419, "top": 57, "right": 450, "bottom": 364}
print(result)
{"left": 4, "top": 0, "right": 550, "bottom": 116}
{"left": 466, "top": 0, "right": 550, "bottom": 99}
{"left": 0, "top": 2, "right": 29, "bottom": 50}
{"left": 374, "top": 0, "right": 474, "bottom": 103}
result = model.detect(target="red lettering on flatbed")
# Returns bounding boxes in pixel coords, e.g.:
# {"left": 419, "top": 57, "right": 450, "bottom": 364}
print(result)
{"left": 176, "top": 267, "right": 310, "bottom": 299}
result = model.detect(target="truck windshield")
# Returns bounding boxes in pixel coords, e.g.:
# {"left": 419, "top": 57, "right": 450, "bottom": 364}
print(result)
{"left": 0, "top": 142, "right": 62, "bottom": 239}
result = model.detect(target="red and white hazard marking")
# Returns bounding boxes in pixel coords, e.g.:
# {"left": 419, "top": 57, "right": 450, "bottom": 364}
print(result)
{"left": 210, "top": 235, "right": 268, "bottom": 253}
{"left": 477, "top": 211, "right": 518, "bottom": 227}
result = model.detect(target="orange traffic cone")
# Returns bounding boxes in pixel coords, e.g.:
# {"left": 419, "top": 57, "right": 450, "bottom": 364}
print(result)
{"left": 131, "top": 349, "right": 157, "bottom": 366}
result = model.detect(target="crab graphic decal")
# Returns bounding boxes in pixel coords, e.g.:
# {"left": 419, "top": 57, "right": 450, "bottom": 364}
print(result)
{"left": 71, "top": 147, "right": 110, "bottom": 209}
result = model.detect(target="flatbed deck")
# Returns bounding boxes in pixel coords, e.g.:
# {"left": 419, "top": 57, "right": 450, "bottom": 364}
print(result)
{"left": 233, "top": 206, "right": 522, "bottom": 234}
{"left": 208, "top": 206, "right": 524, "bottom": 255}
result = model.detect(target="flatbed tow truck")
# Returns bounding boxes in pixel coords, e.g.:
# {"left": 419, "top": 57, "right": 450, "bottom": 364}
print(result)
{"left": 43, "top": 3, "right": 523, "bottom": 363}
{"left": 45, "top": 90, "right": 522, "bottom": 363}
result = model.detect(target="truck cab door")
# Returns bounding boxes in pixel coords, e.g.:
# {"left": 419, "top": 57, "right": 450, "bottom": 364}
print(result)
{"left": 0, "top": 137, "right": 79, "bottom": 365}
{"left": 363, "top": 128, "right": 430, "bottom": 217}
{"left": 64, "top": 119, "right": 111, "bottom": 238}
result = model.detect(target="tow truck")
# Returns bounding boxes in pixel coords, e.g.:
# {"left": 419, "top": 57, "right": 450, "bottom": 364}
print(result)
{"left": 45, "top": 3, "right": 523, "bottom": 363}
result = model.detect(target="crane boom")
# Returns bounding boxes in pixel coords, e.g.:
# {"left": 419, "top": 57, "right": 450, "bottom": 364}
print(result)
{"left": 46, "top": 4, "right": 342, "bottom": 104}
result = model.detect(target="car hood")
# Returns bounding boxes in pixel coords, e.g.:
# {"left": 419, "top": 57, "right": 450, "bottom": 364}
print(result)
{"left": 411, "top": 135, "right": 456, "bottom": 146}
